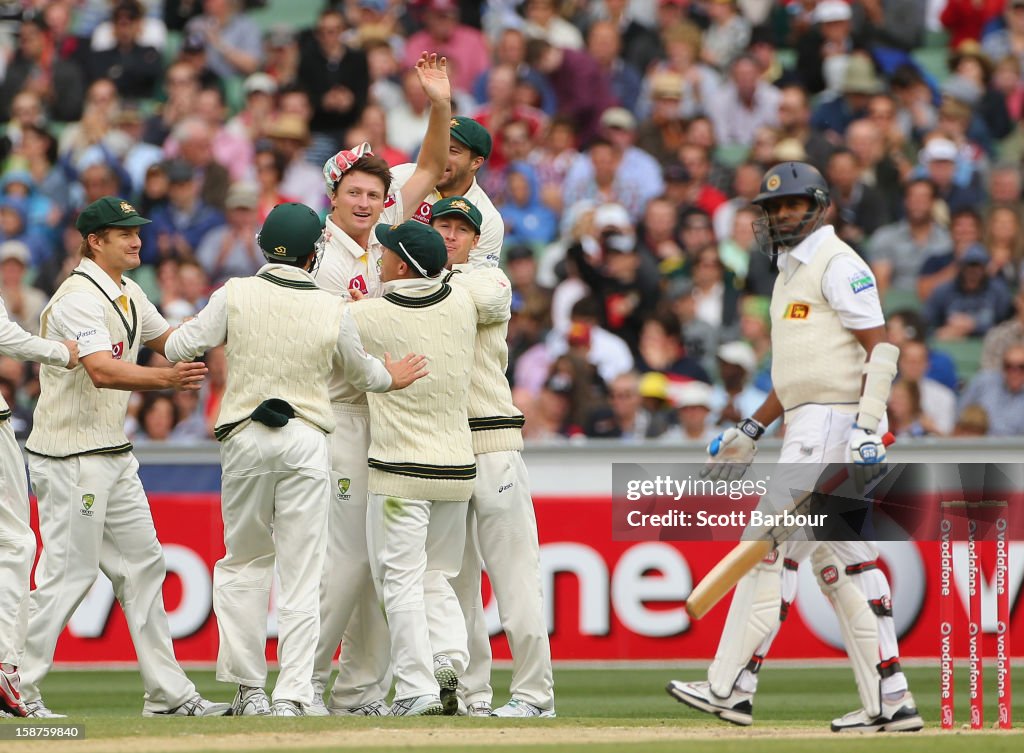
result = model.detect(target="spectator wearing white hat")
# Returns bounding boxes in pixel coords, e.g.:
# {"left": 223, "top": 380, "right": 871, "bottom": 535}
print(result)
{"left": 195, "top": 183, "right": 264, "bottom": 287}
{"left": 226, "top": 73, "right": 278, "bottom": 143}
{"left": 709, "top": 340, "right": 768, "bottom": 430}
{"left": 663, "top": 380, "right": 718, "bottom": 442}
{"left": 916, "top": 136, "right": 985, "bottom": 214}
{"left": 0, "top": 241, "right": 45, "bottom": 336}
{"left": 794, "top": 0, "right": 858, "bottom": 96}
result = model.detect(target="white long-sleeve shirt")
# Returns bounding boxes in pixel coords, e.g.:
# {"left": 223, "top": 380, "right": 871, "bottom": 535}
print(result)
{"left": 1, "top": 293, "right": 70, "bottom": 419}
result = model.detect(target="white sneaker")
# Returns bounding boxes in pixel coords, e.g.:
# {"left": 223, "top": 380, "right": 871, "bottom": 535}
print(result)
{"left": 306, "top": 681, "right": 328, "bottom": 717}
{"left": 23, "top": 700, "right": 66, "bottom": 719}
{"left": 831, "top": 692, "right": 923, "bottom": 733}
{"left": 271, "top": 700, "right": 304, "bottom": 717}
{"left": 228, "top": 685, "right": 271, "bottom": 716}
{"left": 390, "top": 694, "right": 444, "bottom": 716}
{"left": 666, "top": 680, "right": 752, "bottom": 726}
{"left": 467, "top": 701, "right": 493, "bottom": 717}
{"left": 490, "top": 699, "right": 556, "bottom": 718}
{"left": 143, "top": 694, "right": 230, "bottom": 717}
{"left": 329, "top": 699, "right": 391, "bottom": 717}
{"left": 0, "top": 665, "right": 27, "bottom": 717}
{"left": 433, "top": 654, "right": 459, "bottom": 716}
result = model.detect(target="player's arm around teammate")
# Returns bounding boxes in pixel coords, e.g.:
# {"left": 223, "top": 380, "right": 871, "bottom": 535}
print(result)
{"left": 0, "top": 298, "right": 76, "bottom": 718}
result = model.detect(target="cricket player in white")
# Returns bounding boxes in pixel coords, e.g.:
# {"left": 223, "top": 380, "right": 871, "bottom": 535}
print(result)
{"left": 389, "top": 115, "right": 504, "bottom": 268}
{"left": 351, "top": 220, "right": 510, "bottom": 716}
{"left": 431, "top": 197, "right": 555, "bottom": 718}
{"left": 163, "top": 203, "right": 426, "bottom": 716}
{"left": 0, "top": 299, "right": 76, "bottom": 718}
{"left": 310, "top": 52, "right": 455, "bottom": 716}
{"left": 667, "top": 163, "right": 922, "bottom": 733}
{"left": 21, "top": 197, "right": 226, "bottom": 718}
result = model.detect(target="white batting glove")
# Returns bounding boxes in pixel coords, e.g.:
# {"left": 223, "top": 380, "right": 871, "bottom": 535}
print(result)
{"left": 848, "top": 425, "right": 886, "bottom": 491}
{"left": 702, "top": 418, "right": 764, "bottom": 481}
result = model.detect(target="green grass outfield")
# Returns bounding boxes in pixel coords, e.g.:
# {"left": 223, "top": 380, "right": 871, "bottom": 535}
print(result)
{"left": 0, "top": 665, "right": 1020, "bottom": 752}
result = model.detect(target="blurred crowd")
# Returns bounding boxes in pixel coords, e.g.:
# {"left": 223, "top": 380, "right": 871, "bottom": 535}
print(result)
{"left": 2, "top": 0, "right": 1024, "bottom": 445}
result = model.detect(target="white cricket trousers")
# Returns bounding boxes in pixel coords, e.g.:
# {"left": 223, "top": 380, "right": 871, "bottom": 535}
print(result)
{"left": 0, "top": 420, "right": 34, "bottom": 665}
{"left": 22, "top": 451, "right": 195, "bottom": 713}
{"left": 215, "top": 420, "right": 329, "bottom": 706}
{"left": 453, "top": 450, "right": 554, "bottom": 709}
{"left": 367, "top": 492, "right": 467, "bottom": 701}
{"left": 713, "top": 405, "right": 906, "bottom": 703}
{"left": 313, "top": 404, "right": 391, "bottom": 709}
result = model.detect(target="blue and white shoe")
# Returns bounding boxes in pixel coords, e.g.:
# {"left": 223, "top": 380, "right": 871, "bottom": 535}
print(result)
{"left": 490, "top": 699, "right": 556, "bottom": 718}
{"left": 666, "top": 680, "right": 752, "bottom": 726}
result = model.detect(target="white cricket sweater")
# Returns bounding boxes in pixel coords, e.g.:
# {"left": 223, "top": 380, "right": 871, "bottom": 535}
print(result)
{"left": 352, "top": 274, "right": 511, "bottom": 501}
{"left": 215, "top": 268, "right": 344, "bottom": 438}
{"left": 770, "top": 233, "right": 867, "bottom": 411}
{"left": 27, "top": 273, "right": 145, "bottom": 457}
{"left": 447, "top": 266, "right": 523, "bottom": 454}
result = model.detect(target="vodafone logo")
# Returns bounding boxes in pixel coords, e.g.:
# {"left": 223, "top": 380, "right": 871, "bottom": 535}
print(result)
{"left": 349, "top": 275, "right": 368, "bottom": 295}
{"left": 412, "top": 201, "right": 433, "bottom": 225}
{"left": 111, "top": 341, "right": 124, "bottom": 360}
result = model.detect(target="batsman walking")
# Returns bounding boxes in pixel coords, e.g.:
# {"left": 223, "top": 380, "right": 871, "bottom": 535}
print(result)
{"left": 667, "top": 163, "right": 923, "bottom": 733}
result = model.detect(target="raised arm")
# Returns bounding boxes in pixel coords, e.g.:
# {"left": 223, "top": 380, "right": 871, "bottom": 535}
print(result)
{"left": 399, "top": 52, "right": 452, "bottom": 218}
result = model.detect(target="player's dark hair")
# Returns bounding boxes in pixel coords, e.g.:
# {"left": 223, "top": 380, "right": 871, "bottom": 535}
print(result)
{"left": 334, "top": 154, "right": 393, "bottom": 195}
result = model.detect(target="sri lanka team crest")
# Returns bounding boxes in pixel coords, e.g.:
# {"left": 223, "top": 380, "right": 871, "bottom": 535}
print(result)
{"left": 784, "top": 303, "right": 810, "bottom": 320}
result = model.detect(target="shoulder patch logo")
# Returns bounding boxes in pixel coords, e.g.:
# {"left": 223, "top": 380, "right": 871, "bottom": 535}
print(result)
{"left": 849, "top": 272, "right": 875, "bottom": 294}
{"left": 784, "top": 303, "right": 810, "bottom": 320}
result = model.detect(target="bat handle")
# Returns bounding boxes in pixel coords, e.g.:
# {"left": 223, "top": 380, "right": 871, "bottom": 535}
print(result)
{"left": 882, "top": 431, "right": 895, "bottom": 447}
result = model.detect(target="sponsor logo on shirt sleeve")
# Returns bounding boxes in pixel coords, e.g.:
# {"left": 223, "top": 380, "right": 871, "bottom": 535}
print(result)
{"left": 848, "top": 271, "right": 876, "bottom": 294}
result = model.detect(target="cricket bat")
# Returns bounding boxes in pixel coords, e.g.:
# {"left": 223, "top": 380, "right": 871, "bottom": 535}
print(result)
{"left": 684, "top": 433, "right": 894, "bottom": 620}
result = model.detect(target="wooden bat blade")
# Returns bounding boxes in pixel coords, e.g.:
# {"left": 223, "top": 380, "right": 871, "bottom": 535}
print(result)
{"left": 685, "top": 540, "right": 772, "bottom": 619}
{"left": 684, "top": 432, "right": 894, "bottom": 620}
